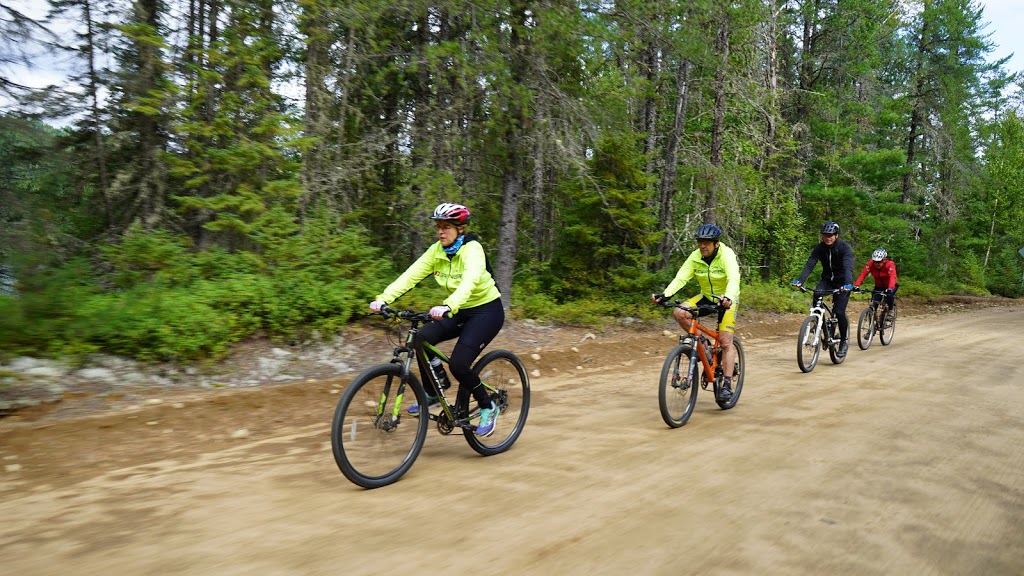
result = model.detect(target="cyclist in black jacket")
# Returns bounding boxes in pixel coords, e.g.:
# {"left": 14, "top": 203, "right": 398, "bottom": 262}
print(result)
{"left": 791, "top": 221, "right": 856, "bottom": 357}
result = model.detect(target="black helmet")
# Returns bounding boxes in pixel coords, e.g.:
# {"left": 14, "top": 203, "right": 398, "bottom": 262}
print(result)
{"left": 693, "top": 224, "right": 722, "bottom": 241}
{"left": 820, "top": 221, "right": 840, "bottom": 235}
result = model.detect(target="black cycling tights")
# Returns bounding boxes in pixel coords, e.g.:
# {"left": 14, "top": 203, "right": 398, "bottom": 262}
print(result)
{"left": 416, "top": 298, "right": 505, "bottom": 409}
{"left": 816, "top": 280, "right": 850, "bottom": 341}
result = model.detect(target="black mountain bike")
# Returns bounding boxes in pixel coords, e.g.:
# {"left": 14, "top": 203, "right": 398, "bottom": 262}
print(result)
{"left": 330, "top": 305, "right": 530, "bottom": 489}
{"left": 857, "top": 288, "right": 898, "bottom": 350}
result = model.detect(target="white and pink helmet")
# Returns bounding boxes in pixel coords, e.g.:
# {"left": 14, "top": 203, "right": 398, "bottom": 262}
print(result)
{"left": 430, "top": 203, "right": 471, "bottom": 225}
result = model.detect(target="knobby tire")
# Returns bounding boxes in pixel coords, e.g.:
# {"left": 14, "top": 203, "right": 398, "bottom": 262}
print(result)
{"left": 857, "top": 306, "right": 875, "bottom": 350}
{"left": 715, "top": 337, "right": 745, "bottom": 410}
{"left": 331, "top": 364, "right": 429, "bottom": 489}
{"left": 463, "top": 349, "right": 530, "bottom": 456}
{"left": 880, "top": 304, "right": 897, "bottom": 346}
{"left": 828, "top": 320, "right": 847, "bottom": 364}
{"left": 659, "top": 344, "right": 700, "bottom": 428}
{"left": 797, "top": 315, "right": 821, "bottom": 373}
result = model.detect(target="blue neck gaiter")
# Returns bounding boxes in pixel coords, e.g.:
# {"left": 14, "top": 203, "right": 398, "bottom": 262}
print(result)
{"left": 443, "top": 234, "right": 465, "bottom": 256}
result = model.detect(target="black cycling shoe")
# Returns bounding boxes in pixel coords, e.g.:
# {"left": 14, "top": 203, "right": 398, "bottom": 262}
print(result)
{"left": 837, "top": 341, "right": 848, "bottom": 357}
{"left": 718, "top": 382, "right": 733, "bottom": 401}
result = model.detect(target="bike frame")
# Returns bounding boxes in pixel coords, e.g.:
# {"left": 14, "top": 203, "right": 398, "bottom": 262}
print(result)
{"left": 682, "top": 317, "right": 721, "bottom": 386}
{"left": 383, "top": 308, "right": 496, "bottom": 431}
{"left": 800, "top": 289, "right": 841, "bottom": 348}
{"left": 661, "top": 299, "right": 725, "bottom": 387}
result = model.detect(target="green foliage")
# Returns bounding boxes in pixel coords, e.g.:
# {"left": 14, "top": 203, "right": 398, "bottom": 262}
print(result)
{"left": 0, "top": 220, "right": 394, "bottom": 361}
{"left": 545, "top": 133, "right": 660, "bottom": 300}
{"left": 740, "top": 281, "right": 808, "bottom": 314}
{"left": 892, "top": 278, "right": 943, "bottom": 299}
{"left": 984, "top": 244, "right": 1024, "bottom": 298}
{"left": 743, "top": 186, "right": 804, "bottom": 281}
{"left": 0, "top": 257, "right": 101, "bottom": 358}
{"left": 3, "top": 0, "right": 1022, "bottom": 364}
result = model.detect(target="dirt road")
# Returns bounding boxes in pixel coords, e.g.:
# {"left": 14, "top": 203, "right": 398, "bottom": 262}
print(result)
{"left": 2, "top": 304, "right": 1023, "bottom": 575}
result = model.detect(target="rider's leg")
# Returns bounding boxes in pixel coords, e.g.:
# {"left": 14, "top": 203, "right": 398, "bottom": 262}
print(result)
{"left": 672, "top": 307, "right": 695, "bottom": 331}
{"left": 718, "top": 331, "right": 735, "bottom": 378}
{"left": 887, "top": 283, "right": 899, "bottom": 308}
{"left": 416, "top": 317, "right": 463, "bottom": 397}
{"left": 717, "top": 305, "right": 738, "bottom": 379}
{"left": 445, "top": 299, "right": 504, "bottom": 410}
{"left": 832, "top": 289, "right": 851, "bottom": 342}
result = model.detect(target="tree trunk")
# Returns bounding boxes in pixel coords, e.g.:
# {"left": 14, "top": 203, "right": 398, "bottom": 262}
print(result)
{"left": 82, "top": 0, "right": 111, "bottom": 227}
{"left": 658, "top": 58, "right": 691, "bottom": 265}
{"left": 706, "top": 15, "right": 729, "bottom": 224}
{"left": 496, "top": 169, "right": 521, "bottom": 310}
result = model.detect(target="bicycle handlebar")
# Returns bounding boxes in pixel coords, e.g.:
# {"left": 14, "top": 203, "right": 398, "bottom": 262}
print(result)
{"left": 377, "top": 304, "right": 452, "bottom": 322}
{"left": 378, "top": 304, "right": 432, "bottom": 322}
{"left": 654, "top": 297, "right": 724, "bottom": 316}
{"left": 794, "top": 285, "right": 849, "bottom": 296}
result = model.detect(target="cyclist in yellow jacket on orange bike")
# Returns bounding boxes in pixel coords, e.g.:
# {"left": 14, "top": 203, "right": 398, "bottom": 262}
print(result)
{"left": 652, "top": 224, "right": 742, "bottom": 401}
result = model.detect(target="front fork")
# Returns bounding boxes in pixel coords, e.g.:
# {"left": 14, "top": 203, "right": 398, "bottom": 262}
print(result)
{"left": 678, "top": 335, "right": 706, "bottom": 389}
{"left": 804, "top": 309, "right": 825, "bottom": 347}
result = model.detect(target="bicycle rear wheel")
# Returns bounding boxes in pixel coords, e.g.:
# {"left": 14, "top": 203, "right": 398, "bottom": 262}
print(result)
{"left": 715, "top": 337, "right": 744, "bottom": 410}
{"left": 331, "top": 364, "right": 429, "bottom": 489}
{"left": 659, "top": 344, "right": 699, "bottom": 427}
{"left": 880, "top": 303, "right": 897, "bottom": 345}
{"left": 797, "top": 315, "right": 821, "bottom": 373}
{"left": 463, "top": 350, "right": 530, "bottom": 456}
{"left": 857, "top": 306, "right": 875, "bottom": 350}
{"left": 828, "top": 320, "right": 847, "bottom": 364}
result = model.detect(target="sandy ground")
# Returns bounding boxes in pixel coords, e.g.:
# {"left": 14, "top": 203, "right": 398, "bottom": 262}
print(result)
{"left": 1, "top": 302, "right": 1023, "bottom": 575}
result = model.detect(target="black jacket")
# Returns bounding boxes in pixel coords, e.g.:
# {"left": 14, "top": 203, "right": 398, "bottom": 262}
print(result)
{"left": 798, "top": 239, "right": 854, "bottom": 285}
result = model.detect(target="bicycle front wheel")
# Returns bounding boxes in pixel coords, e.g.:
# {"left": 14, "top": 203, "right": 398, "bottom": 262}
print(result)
{"left": 331, "top": 364, "right": 429, "bottom": 489}
{"left": 463, "top": 350, "right": 530, "bottom": 456}
{"left": 880, "top": 304, "right": 897, "bottom": 345}
{"left": 715, "top": 337, "right": 744, "bottom": 410}
{"left": 797, "top": 315, "right": 821, "bottom": 373}
{"left": 857, "top": 307, "right": 875, "bottom": 350}
{"left": 659, "top": 344, "right": 699, "bottom": 428}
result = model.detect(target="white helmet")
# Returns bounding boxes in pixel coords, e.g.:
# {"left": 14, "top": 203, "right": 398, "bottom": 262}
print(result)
{"left": 871, "top": 248, "right": 887, "bottom": 262}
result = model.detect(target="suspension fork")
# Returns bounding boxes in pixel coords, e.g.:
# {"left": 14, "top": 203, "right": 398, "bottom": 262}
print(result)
{"left": 806, "top": 307, "right": 825, "bottom": 346}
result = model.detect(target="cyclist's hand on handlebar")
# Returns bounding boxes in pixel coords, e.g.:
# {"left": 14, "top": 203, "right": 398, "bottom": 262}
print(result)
{"left": 652, "top": 293, "right": 666, "bottom": 304}
{"left": 841, "top": 284, "right": 853, "bottom": 292}
{"left": 791, "top": 280, "right": 802, "bottom": 288}
{"left": 369, "top": 300, "right": 386, "bottom": 313}
{"left": 720, "top": 296, "right": 732, "bottom": 309}
{"left": 429, "top": 305, "right": 451, "bottom": 320}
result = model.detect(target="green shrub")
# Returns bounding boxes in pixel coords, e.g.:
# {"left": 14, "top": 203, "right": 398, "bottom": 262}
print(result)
{"left": 894, "top": 278, "right": 943, "bottom": 299}
{"left": 741, "top": 281, "right": 807, "bottom": 314}
{"left": 74, "top": 287, "right": 239, "bottom": 362}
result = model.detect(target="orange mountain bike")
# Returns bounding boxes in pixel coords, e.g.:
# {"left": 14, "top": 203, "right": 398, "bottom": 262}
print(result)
{"left": 655, "top": 298, "right": 745, "bottom": 428}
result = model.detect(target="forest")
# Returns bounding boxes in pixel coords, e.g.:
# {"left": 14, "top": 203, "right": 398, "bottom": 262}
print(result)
{"left": 1, "top": 0, "right": 1023, "bottom": 362}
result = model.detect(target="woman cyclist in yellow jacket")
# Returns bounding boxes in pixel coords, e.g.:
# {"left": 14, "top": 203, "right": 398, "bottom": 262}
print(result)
{"left": 369, "top": 203, "right": 503, "bottom": 437}
{"left": 652, "top": 224, "right": 742, "bottom": 401}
